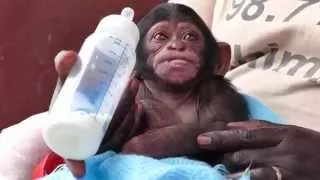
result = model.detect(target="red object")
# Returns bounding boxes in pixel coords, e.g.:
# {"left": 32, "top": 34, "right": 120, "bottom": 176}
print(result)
{"left": 32, "top": 152, "right": 64, "bottom": 179}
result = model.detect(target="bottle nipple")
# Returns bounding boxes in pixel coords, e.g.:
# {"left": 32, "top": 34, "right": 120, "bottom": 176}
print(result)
{"left": 121, "top": 7, "right": 135, "bottom": 21}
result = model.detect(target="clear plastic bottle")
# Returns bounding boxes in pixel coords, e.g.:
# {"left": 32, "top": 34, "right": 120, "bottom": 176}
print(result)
{"left": 42, "top": 7, "right": 140, "bottom": 160}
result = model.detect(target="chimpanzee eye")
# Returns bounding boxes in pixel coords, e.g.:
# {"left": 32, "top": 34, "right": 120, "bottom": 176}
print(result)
{"left": 153, "top": 32, "right": 168, "bottom": 41}
{"left": 183, "top": 32, "right": 198, "bottom": 41}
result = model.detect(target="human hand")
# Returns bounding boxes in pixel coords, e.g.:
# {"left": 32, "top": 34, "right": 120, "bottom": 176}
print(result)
{"left": 197, "top": 120, "right": 320, "bottom": 180}
{"left": 0, "top": 51, "right": 77, "bottom": 179}
{"left": 49, "top": 50, "right": 78, "bottom": 107}
{"left": 51, "top": 50, "right": 143, "bottom": 177}
{"left": 0, "top": 112, "right": 52, "bottom": 179}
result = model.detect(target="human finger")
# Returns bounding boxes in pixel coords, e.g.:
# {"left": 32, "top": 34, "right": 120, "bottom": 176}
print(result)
{"left": 197, "top": 126, "right": 285, "bottom": 152}
{"left": 227, "top": 120, "right": 281, "bottom": 130}
{"left": 49, "top": 50, "right": 78, "bottom": 108}
{"left": 54, "top": 50, "right": 78, "bottom": 81}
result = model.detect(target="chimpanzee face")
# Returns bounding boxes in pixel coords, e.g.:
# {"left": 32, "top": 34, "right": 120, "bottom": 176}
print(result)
{"left": 144, "top": 20, "right": 205, "bottom": 85}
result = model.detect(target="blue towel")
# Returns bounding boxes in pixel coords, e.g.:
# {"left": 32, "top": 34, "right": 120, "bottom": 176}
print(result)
{"left": 44, "top": 151, "right": 235, "bottom": 180}
{"left": 43, "top": 95, "right": 280, "bottom": 180}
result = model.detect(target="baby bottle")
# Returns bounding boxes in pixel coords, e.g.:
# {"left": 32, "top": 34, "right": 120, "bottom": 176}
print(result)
{"left": 42, "top": 7, "right": 140, "bottom": 160}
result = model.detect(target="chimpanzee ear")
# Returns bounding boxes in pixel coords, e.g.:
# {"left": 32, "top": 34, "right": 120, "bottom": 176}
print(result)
{"left": 215, "top": 42, "right": 231, "bottom": 76}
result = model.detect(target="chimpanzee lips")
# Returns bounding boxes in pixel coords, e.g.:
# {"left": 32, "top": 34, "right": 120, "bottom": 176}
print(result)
{"left": 159, "top": 54, "right": 198, "bottom": 64}
{"left": 167, "top": 59, "right": 191, "bottom": 67}
{"left": 155, "top": 53, "right": 201, "bottom": 70}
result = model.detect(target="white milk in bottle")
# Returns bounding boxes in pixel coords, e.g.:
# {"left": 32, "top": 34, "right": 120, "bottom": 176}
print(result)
{"left": 42, "top": 7, "right": 140, "bottom": 160}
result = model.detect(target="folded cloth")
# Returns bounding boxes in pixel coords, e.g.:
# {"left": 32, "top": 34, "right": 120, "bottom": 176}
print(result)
{"left": 43, "top": 151, "right": 250, "bottom": 180}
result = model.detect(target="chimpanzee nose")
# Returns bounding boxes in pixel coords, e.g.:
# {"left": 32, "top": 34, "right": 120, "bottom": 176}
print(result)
{"left": 167, "top": 39, "right": 186, "bottom": 51}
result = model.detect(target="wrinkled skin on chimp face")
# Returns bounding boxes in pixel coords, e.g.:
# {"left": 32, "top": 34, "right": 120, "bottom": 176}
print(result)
{"left": 144, "top": 21, "right": 205, "bottom": 86}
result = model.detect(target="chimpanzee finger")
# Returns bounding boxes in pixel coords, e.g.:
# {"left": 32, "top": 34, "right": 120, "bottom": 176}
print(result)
{"left": 127, "top": 103, "right": 146, "bottom": 138}
{"left": 98, "top": 103, "right": 137, "bottom": 153}
{"left": 121, "top": 122, "right": 201, "bottom": 158}
{"left": 197, "top": 126, "right": 285, "bottom": 152}
{"left": 104, "top": 102, "right": 146, "bottom": 152}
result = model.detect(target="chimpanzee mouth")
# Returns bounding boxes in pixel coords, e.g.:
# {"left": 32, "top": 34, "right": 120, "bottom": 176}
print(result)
{"left": 160, "top": 53, "right": 196, "bottom": 64}
{"left": 157, "top": 54, "right": 200, "bottom": 68}
{"left": 158, "top": 57, "right": 200, "bottom": 69}
{"left": 167, "top": 59, "right": 191, "bottom": 67}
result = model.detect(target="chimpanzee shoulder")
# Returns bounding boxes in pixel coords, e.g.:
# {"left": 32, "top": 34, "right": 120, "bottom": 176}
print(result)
{"left": 197, "top": 75, "right": 249, "bottom": 122}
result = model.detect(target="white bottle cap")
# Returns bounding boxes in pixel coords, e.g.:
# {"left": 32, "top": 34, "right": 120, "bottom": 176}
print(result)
{"left": 95, "top": 7, "right": 140, "bottom": 47}
{"left": 121, "top": 7, "right": 135, "bottom": 21}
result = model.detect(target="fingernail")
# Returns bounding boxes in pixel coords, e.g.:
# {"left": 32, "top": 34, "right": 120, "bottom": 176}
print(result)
{"left": 197, "top": 136, "right": 212, "bottom": 145}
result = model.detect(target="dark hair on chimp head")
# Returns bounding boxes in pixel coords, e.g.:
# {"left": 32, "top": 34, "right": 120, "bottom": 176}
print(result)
{"left": 135, "top": 3, "right": 220, "bottom": 80}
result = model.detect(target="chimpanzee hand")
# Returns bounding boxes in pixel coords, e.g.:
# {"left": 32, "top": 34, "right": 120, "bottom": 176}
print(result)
{"left": 120, "top": 99, "right": 227, "bottom": 158}
{"left": 197, "top": 120, "right": 320, "bottom": 180}
{"left": 52, "top": 50, "right": 144, "bottom": 177}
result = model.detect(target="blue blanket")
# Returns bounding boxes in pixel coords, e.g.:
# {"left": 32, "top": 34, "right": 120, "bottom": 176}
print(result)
{"left": 43, "top": 95, "right": 280, "bottom": 180}
{"left": 45, "top": 151, "right": 235, "bottom": 180}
